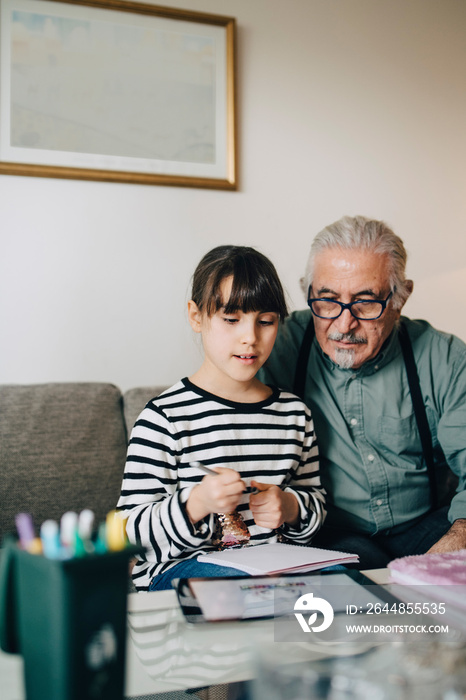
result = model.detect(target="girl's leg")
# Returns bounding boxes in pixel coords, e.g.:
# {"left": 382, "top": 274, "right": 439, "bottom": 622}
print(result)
{"left": 149, "top": 559, "right": 250, "bottom": 591}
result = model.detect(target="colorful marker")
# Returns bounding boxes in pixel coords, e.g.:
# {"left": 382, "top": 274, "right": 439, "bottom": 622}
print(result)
{"left": 76, "top": 509, "right": 95, "bottom": 555}
{"left": 60, "top": 511, "right": 78, "bottom": 555}
{"left": 40, "top": 519, "right": 62, "bottom": 559}
{"left": 105, "top": 510, "right": 127, "bottom": 551}
{"left": 15, "top": 512, "right": 35, "bottom": 547}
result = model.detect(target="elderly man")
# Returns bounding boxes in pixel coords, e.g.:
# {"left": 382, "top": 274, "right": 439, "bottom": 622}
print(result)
{"left": 260, "top": 215, "right": 466, "bottom": 568}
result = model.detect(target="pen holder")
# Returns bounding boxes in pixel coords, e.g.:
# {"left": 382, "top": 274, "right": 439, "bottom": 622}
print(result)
{"left": 0, "top": 537, "right": 141, "bottom": 700}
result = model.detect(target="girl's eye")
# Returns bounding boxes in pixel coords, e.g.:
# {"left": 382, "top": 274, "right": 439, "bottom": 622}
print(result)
{"left": 223, "top": 317, "right": 238, "bottom": 324}
{"left": 259, "top": 315, "right": 278, "bottom": 326}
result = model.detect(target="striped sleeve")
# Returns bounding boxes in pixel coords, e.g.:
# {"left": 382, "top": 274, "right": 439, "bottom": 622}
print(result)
{"left": 279, "top": 404, "right": 326, "bottom": 544}
{"left": 117, "top": 399, "right": 215, "bottom": 581}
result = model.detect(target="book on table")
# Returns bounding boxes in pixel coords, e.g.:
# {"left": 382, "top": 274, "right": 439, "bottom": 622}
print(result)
{"left": 388, "top": 549, "right": 466, "bottom": 585}
{"left": 197, "top": 541, "right": 359, "bottom": 576}
{"left": 388, "top": 549, "right": 466, "bottom": 613}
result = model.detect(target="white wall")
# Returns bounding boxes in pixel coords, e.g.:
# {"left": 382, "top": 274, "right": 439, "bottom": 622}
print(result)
{"left": 1, "top": 0, "right": 466, "bottom": 391}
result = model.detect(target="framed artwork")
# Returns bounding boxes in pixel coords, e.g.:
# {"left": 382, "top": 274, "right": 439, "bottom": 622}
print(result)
{"left": 0, "top": 0, "right": 237, "bottom": 188}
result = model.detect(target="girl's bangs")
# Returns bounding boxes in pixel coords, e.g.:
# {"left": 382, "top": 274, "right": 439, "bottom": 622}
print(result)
{"left": 214, "top": 270, "right": 287, "bottom": 320}
{"left": 222, "top": 281, "right": 272, "bottom": 314}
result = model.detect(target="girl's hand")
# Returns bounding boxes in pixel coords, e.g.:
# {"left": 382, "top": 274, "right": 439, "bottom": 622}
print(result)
{"left": 249, "top": 481, "right": 300, "bottom": 529}
{"left": 187, "top": 467, "right": 245, "bottom": 524}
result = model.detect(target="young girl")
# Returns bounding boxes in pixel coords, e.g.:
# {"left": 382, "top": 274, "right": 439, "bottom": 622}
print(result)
{"left": 117, "top": 245, "right": 326, "bottom": 591}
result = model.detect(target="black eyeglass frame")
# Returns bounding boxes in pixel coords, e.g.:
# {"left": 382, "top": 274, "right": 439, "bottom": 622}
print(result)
{"left": 307, "top": 286, "right": 394, "bottom": 321}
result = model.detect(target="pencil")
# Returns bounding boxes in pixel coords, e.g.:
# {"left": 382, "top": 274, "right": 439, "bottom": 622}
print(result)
{"left": 190, "top": 461, "right": 258, "bottom": 494}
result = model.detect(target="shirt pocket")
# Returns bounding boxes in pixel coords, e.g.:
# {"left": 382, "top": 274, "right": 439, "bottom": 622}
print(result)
{"left": 377, "top": 413, "right": 424, "bottom": 468}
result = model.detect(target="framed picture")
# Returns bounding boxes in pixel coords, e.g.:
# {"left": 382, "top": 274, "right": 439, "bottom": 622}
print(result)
{"left": 0, "top": 0, "right": 237, "bottom": 189}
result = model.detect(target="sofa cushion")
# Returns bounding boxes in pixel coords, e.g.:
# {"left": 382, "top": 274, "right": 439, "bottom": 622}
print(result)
{"left": 0, "top": 383, "right": 127, "bottom": 543}
{"left": 122, "top": 386, "right": 167, "bottom": 437}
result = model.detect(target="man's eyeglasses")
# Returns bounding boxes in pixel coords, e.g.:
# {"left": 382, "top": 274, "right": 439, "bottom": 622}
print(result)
{"left": 307, "top": 286, "right": 394, "bottom": 321}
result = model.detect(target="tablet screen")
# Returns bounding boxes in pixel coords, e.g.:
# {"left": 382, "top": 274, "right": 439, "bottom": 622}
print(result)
{"left": 175, "top": 570, "right": 399, "bottom": 624}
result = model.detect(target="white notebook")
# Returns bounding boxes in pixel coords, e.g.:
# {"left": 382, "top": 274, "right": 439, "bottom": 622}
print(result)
{"left": 197, "top": 542, "right": 358, "bottom": 575}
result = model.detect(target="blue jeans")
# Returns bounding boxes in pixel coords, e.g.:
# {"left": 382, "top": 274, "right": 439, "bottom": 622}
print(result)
{"left": 149, "top": 559, "right": 251, "bottom": 591}
{"left": 311, "top": 506, "right": 451, "bottom": 570}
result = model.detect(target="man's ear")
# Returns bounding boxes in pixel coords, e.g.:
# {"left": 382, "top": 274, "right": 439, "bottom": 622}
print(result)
{"left": 402, "top": 280, "right": 414, "bottom": 308}
{"left": 187, "top": 300, "right": 202, "bottom": 333}
{"left": 396, "top": 280, "right": 414, "bottom": 316}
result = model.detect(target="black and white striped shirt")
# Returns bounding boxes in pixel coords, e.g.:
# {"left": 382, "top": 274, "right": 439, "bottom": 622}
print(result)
{"left": 117, "top": 378, "right": 325, "bottom": 590}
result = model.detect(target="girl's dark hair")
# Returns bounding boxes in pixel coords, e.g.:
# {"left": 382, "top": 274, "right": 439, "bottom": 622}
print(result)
{"left": 191, "top": 245, "right": 288, "bottom": 321}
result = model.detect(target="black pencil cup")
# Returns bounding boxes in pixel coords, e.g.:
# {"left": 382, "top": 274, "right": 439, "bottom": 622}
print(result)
{"left": 0, "top": 537, "right": 141, "bottom": 700}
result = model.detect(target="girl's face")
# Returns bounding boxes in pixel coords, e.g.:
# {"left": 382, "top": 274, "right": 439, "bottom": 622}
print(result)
{"left": 188, "top": 276, "right": 279, "bottom": 395}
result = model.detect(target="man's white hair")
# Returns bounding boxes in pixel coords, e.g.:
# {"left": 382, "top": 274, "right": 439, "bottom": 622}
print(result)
{"left": 301, "top": 215, "right": 411, "bottom": 310}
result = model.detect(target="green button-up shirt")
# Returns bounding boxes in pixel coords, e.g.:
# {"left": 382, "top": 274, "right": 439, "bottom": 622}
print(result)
{"left": 259, "top": 311, "right": 466, "bottom": 534}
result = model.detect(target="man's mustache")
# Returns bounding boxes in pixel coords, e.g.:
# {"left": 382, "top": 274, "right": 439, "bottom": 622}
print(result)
{"left": 328, "top": 332, "right": 368, "bottom": 345}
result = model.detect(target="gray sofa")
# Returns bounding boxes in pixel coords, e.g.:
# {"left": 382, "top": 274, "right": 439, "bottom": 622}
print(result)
{"left": 0, "top": 382, "right": 166, "bottom": 544}
{"left": 0, "top": 382, "right": 235, "bottom": 700}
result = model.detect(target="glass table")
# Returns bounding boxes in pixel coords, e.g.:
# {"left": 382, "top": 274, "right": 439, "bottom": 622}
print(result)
{"left": 3, "top": 569, "right": 466, "bottom": 700}
{"left": 1, "top": 572, "right": 388, "bottom": 699}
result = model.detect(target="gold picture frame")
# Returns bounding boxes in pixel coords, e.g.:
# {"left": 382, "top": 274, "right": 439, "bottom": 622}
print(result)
{"left": 0, "top": 0, "right": 237, "bottom": 189}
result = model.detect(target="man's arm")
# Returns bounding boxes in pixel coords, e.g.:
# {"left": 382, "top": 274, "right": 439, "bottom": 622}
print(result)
{"left": 425, "top": 330, "right": 466, "bottom": 551}
{"left": 427, "top": 518, "right": 466, "bottom": 554}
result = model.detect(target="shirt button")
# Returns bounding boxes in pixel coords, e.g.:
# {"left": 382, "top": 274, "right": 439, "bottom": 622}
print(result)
{"left": 350, "top": 418, "right": 358, "bottom": 426}
{"left": 374, "top": 365, "right": 379, "bottom": 371}
{"left": 376, "top": 499, "right": 383, "bottom": 506}
{"left": 368, "top": 454, "right": 375, "bottom": 462}
{"left": 351, "top": 374, "right": 357, "bottom": 380}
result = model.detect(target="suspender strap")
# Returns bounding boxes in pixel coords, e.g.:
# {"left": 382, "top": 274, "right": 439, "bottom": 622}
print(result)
{"left": 398, "top": 322, "right": 437, "bottom": 510}
{"left": 293, "top": 318, "right": 315, "bottom": 398}
{"left": 293, "top": 316, "right": 437, "bottom": 509}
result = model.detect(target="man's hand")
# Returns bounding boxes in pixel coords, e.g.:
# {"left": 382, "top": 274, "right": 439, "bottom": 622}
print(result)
{"left": 249, "top": 481, "right": 299, "bottom": 529}
{"left": 427, "top": 519, "right": 466, "bottom": 554}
